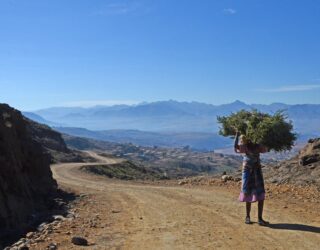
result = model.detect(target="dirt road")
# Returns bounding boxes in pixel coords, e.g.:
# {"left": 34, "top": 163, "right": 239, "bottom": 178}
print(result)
{"left": 51, "top": 153, "right": 320, "bottom": 250}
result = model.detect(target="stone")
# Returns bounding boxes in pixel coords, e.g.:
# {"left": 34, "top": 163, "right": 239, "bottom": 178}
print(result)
{"left": 18, "top": 246, "right": 29, "bottom": 250}
{"left": 26, "top": 232, "right": 34, "bottom": 239}
{"left": 300, "top": 154, "right": 320, "bottom": 166}
{"left": 47, "top": 243, "right": 58, "bottom": 250}
{"left": 66, "top": 212, "right": 75, "bottom": 219}
{"left": 56, "top": 222, "right": 62, "bottom": 228}
{"left": 53, "top": 215, "right": 66, "bottom": 221}
{"left": 178, "top": 179, "right": 188, "bottom": 185}
{"left": 71, "top": 236, "right": 88, "bottom": 246}
{"left": 112, "top": 210, "right": 121, "bottom": 214}
{"left": 35, "top": 237, "right": 45, "bottom": 243}
{"left": 221, "top": 175, "right": 232, "bottom": 182}
{"left": 37, "top": 222, "right": 48, "bottom": 232}
{"left": 15, "top": 239, "right": 26, "bottom": 246}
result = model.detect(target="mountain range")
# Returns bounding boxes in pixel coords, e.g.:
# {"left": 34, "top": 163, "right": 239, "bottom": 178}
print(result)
{"left": 23, "top": 100, "right": 320, "bottom": 150}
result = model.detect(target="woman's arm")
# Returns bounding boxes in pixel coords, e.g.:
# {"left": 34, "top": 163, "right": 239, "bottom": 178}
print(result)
{"left": 234, "top": 132, "right": 240, "bottom": 153}
{"left": 234, "top": 132, "right": 247, "bottom": 153}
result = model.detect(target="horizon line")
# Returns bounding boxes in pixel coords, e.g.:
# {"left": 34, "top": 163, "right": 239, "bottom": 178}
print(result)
{"left": 19, "top": 99, "right": 320, "bottom": 111}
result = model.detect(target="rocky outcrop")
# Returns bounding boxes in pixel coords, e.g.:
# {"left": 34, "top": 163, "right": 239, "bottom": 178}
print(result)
{"left": 25, "top": 118, "right": 93, "bottom": 163}
{"left": 0, "top": 104, "right": 57, "bottom": 235}
{"left": 264, "top": 138, "right": 320, "bottom": 186}
{"left": 299, "top": 138, "right": 320, "bottom": 166}
{"left": 25, "top": 118, "right": 70, "bottom": 154}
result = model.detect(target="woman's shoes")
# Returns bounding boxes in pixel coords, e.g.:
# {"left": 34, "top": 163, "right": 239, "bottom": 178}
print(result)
{"left": 245, "top": 217, "right": 269, "bottom": 226}
{"left": 258, "top": 219, "right": 269, "bottom": 226}
{"left": 245, "top": 216, "right": 251, "bottom": 224}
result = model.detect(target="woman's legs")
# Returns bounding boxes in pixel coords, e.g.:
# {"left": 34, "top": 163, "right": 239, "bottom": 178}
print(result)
{"left": 246, "top": 202, "right": 251, "bottom": 218}
{"left": 245, "top": 202, "right": 251, "bottom": 224}
{"left": 258, "top": 200, "right": 269, "bottom": 225}
{"left": 246, "top": 200, "right": 268, "bottom": 225}
{"left": 258, "top": 200, "right": 264, "bottom": 220}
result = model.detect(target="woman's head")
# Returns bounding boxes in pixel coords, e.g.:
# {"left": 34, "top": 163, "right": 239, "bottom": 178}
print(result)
{"left": 240, "top": 135, "right": 259, "bottom": 152}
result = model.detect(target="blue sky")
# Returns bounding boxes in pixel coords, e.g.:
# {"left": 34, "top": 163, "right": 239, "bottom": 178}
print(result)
{"left": 0, "top": 0, "right": 320, "bottom": 110}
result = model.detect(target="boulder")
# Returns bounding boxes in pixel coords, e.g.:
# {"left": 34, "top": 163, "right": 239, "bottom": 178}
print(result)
{"left": 299, "top": 138, "right": 320, "bottom": 166}
{"left": 47, "top": 242, "right": 58, "bottom": 250}
{"left": 71, "top": 236, "right": 88, "bottom": 246}
{"left": 221, "top": 175, "right": 232, "bottom": 182}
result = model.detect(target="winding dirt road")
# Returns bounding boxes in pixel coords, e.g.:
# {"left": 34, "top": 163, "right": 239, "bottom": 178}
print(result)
{"left": 51, "top": 152, "right": 320, "bottom": 250}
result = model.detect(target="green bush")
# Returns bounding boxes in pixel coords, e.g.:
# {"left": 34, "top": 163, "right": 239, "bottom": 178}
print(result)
{"left": 217, "top": 110, "right": 297, "bottom": 152}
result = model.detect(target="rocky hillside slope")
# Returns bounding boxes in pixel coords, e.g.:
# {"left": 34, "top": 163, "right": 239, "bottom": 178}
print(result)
{"left": 0, "top": 104, "right": 57, "bottom": 236}
{"left": 264, "top": 138, "right": 320, "bottom": 187}
{"left": 25, "top": 118, "right": 93, "bottom": 163}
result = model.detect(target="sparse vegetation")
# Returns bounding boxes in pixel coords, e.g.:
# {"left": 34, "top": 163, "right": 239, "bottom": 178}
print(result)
{"left": 81, "top": 161, "right": 167, "bottom": 180}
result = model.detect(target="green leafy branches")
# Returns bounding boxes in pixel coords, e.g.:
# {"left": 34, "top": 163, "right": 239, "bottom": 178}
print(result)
{"left": 217, "top": 110, "right": 297, "bottom": 152}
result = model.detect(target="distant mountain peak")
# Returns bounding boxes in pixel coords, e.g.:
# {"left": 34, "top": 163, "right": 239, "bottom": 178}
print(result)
{"left": 232, "top": 100, "right": 246, "bottom": 105}
{"left": 220, "top": 100, "right": 248, "bottom": 108}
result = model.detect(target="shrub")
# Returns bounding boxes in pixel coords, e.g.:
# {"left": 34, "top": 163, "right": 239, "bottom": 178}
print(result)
{"left": 217, "top": 110, "right": 297, "bottom": 152}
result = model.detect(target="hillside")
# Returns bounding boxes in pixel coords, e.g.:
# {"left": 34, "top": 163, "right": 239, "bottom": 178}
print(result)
{"left": 0, "top": 104, "right": 57, "bottom": 244}
{"left": 22, "top": 112, "right": 59, "bottom": 126}
{"left": 25, "top": 119, "right": 93, "bottom": 163}
{"left": 62, "top": 134, "right": 242, "bottom": 178}
{"left": 264, "top": 138, "right": 320, "bottom": 187}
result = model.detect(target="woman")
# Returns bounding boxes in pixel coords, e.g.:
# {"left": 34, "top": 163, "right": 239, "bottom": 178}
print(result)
{"left": 234, "top": 132, "right": 269, "bottom": 226}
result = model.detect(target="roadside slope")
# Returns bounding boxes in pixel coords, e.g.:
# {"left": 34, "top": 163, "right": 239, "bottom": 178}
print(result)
{"left": 0, "top": 104, "right": 57, "bottom": 243}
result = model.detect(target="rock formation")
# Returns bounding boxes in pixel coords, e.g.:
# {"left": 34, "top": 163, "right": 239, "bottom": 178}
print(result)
{"left": 299, "top": 138, "right": 320, "bottom": 166}
{"left": 264, "top": 138, "right": 320, "bottom": 186}
{"left": 0, "top": 104, "right": 57, "bottom": 235}
{"left": 25, "top": 118, "right": 93, "bottom": 163}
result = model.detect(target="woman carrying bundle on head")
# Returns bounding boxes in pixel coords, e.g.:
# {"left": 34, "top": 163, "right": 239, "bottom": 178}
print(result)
{"left": 218, "top": 110, "right": 296, "bottom": 225}
{"left": 234, "top": 131, "right": 269, "bottom": 226}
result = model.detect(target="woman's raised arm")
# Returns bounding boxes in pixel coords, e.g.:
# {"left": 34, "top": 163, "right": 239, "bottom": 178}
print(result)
{"left": 234, "top": 132, "right": 240, "bottom": 153}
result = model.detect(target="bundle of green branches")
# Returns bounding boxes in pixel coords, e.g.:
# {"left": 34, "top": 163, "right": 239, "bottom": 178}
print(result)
{"left": 217, "top": 110, "right": 297, "bottom": 152}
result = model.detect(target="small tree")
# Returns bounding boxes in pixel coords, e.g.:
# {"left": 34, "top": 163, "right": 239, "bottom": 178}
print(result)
{"left": 217, "top": 109, "right": 297, "bottom": 152}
